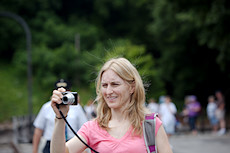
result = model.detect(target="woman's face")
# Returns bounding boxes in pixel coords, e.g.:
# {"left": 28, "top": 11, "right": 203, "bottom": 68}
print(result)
{"left": 101, "top": 69, "right": 133, "bottom": 110}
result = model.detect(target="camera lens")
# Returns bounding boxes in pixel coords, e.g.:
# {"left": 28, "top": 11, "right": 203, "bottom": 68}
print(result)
{"left": 62, "top": 96, "right": 68, "bottom": 102}
{"left": 61, "top": 92, "right": 78, "bottom": 105}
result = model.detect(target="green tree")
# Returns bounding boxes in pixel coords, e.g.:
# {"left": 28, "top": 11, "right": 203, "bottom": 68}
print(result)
{"left": 148, "top": 0, "right": 230, "bottom": 101}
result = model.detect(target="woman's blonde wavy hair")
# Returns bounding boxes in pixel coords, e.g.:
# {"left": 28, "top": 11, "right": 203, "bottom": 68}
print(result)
{"left": 95, "top": 57, "right": 149, "bottom": 136}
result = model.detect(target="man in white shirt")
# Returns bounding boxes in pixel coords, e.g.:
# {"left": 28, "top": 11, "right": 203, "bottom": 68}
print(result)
{"left": 32, "top": 79, "right": 88, "bottom": 153}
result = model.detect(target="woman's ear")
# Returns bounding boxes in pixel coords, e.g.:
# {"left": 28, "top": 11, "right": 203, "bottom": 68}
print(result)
{"left": 129, "top": 81, "right": 135, "bottom": 94}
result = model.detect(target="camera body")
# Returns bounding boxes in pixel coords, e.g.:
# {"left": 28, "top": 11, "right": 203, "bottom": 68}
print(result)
{"left": 61, "top": 91, "right": 78, "bottom": 105}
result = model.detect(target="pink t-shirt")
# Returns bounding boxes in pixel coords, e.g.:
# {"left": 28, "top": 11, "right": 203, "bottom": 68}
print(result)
{"left": 77, "top": 117, "right": 162, "bottom": 153}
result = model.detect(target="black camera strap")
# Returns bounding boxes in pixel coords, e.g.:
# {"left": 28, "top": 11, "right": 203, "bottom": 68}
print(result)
{"left": 56, "top": 104, "right": 99, "bottom": 153}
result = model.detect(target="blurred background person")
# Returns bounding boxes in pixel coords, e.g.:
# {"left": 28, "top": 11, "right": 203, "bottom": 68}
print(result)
{"left": 215, "top": 90, "right": 226, "bottom": 135}
{"left": 158, "top": 95, "right": 166, "bottom": 104}
{"left": 32, "top": 79, "right": 88, "bottom": 153}
{"left": 84, "top": 99, "right": 97, "bottom": 120}
{"left": 159, "top": 95, "right": 177, "bottom": 139}
{"left": 206, "top": 95, "right": 218, "bottom": 133}
{"left": 185, "top": 95, "right": 201, "bottom": 135}
{"left": 181, "top": 96, "right": 190, "bottom": 127}
{"left": 147, "top": 98, "right": 159, "bottom": 113}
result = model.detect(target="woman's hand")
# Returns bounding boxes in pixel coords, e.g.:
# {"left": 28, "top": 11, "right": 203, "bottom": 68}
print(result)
{"left": 51, "top": 87, "right": 69, "bottom": 118}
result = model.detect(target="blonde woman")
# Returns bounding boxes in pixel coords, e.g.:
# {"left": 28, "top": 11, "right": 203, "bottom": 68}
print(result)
{"left": 51, "top": 57, "right": 172, "bottom": 153}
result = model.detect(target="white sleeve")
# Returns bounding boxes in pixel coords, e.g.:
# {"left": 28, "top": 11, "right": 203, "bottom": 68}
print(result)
{"left": 171, "top": 103, "right": 177, "bottom": 114}
{"left": 76, "top": 106, "right": 88, "bottom": 130}
{"left": 33, "top": 103, "right": 48, "bottom": 130}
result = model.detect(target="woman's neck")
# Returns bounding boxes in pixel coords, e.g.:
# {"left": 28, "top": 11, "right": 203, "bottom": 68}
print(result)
{"left": 108, "top": 110, "right": 130, "bottom": 130}
{"left": 110, "top": 108, "right": 127, "bottom": 120}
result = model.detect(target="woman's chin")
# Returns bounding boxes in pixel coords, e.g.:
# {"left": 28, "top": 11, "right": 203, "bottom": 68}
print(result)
{"left": 107, "top": 102, "right": 119, "bottom": 109}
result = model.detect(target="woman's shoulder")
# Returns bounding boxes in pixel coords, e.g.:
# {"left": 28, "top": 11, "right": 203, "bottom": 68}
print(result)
{"left": 79, "top": 119, "right": 107, "bottom": 138}
{"left": 83, "top": 119, "right": 104, "bottom": 131}
{"left": 84, "top": 119, "right": 98, "bottom": 127}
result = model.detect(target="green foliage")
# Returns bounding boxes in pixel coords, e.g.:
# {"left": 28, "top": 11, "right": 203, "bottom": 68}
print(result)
{"left": 0, "top": 63, "right": 28, "bottom": 122}
{"left": 0, "top": 17, "right": 26, "bottom": 61}
{"left": 92, "top": 0, "right": 154, "bottom": 44}
{"left": 1, "top": 0, "right": 230, "bottom": 122}
{"left": 174, "top": 0, "right": 230, "bottom": 71}
{"left": 148, "top": 0, "right": 230, "bottom": 100}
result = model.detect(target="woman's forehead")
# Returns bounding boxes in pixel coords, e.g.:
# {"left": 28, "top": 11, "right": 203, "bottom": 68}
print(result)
{"left": 101, "top": 69, "right": 123, "bottom": 82}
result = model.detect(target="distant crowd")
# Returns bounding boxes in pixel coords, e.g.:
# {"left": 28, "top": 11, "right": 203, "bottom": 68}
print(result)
{"left": 146, "top": 90, "right": 227, "bottom": 137}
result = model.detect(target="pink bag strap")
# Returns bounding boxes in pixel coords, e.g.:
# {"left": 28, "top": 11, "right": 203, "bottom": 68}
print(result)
{"left": 143, "top": 113, "right": 158, "bottom": 153}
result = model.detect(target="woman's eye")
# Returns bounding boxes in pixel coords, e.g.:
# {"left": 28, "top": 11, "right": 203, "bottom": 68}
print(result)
{"left": 102, "top": 84, "right": 107, "bottom": 88}
{"left": 112, "top": 83, "right": 119, "bottom": 86}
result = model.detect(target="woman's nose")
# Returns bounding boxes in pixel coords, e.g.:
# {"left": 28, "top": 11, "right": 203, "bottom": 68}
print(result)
{"left": 106, "top": 85, "right": 113, "bottom": 94}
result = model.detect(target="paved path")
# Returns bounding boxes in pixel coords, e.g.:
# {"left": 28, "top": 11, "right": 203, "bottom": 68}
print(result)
{"left": 17, "top": 132, "right": 230, "bottom": 153}
{"left": 2, "top": 130, "right": 230, "bottom": 153}
{"left": 170, "top": 132, "right": 230, "bottom": 153}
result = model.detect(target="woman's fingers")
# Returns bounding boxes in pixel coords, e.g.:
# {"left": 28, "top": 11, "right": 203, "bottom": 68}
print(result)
{"left": 52, "top": 90, "right": 63, "bottom": 104}
{"left": 51, "top": 88, "right": 66, "bottom": 104}
{"left": 58, "top": 87, "right": 66, "bottom": 93}
{"left": 51, "top": 88, "right": 69, "bottom": 117}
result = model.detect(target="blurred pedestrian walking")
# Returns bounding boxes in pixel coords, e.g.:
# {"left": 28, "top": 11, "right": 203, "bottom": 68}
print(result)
{"left": 159, "top": 95, "right": 177, "bottom": 138}
{"left": 184, "top": 95, "right": 201, "bottom": 135}
{"left": 206, "top": 95, "right": 218, "bottom": 133}
{"left": 215, "top": 90, "right": 226, "bottom": 135}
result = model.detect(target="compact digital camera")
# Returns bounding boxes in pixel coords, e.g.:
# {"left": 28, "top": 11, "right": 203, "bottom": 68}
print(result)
{"left": 61, "top": 91, "right": 78, "bottom": 105}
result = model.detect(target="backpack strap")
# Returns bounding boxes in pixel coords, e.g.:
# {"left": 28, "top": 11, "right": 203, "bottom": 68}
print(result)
{"left": 143, "top": 113, "right": 158, "bottom": 153}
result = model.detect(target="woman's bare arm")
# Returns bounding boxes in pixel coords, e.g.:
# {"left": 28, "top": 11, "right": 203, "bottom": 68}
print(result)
{"left": 66, "top": 135, "right": 88, "bottom": 153}
{"left": 50, "top": 88, "right": 69, "bottom": 153}
{"left": 51, "top": 119, "right": 67, "bottom": 153}
{"left": 156, "top": 125, "right": 173, "bottom": 153}
{"left": 50, "top": 87, "right": 88, "bottom": 153}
